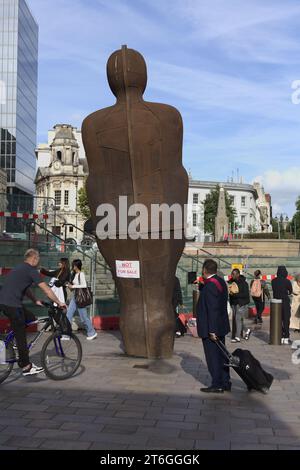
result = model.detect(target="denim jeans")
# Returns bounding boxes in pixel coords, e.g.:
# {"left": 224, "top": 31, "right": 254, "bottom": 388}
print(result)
{"left": 232, "top": 305, "right": 250, "bottom": 338}
{"left": 67, "top": 297, "right": 96, "bottom": 337}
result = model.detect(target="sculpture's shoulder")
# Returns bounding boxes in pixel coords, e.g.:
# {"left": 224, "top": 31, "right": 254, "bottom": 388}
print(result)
{"left": 143, "top": 101, "right": 183, "bottom": 124}
{"left": 82, "top": 105, "right": 116, "bottom": 135}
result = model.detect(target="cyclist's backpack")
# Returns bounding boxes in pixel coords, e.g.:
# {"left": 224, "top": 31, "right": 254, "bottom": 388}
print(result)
{"left": 251, "top": 279, "right": 262, "bottom": 298}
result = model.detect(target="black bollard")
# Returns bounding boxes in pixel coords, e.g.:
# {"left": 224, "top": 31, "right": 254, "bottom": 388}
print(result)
{"left": 270, "top": 299, "right": 282, "bottom": 345}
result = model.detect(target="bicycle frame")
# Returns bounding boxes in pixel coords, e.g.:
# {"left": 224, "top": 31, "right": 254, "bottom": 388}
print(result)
{"left": 2, "top": 315, "right": 66, "bottom": 364}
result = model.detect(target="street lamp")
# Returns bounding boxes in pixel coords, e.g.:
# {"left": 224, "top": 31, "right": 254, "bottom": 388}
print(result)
{"left": 274, "top": 216, "right": 280, "bottom": 239}
{"left": 275, "top": 213, "right": 290, "bottom": 240}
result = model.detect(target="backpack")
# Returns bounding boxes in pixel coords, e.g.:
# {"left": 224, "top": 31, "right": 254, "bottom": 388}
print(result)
{"left": 251, "top": 279, "right": 262, "bottom": 298}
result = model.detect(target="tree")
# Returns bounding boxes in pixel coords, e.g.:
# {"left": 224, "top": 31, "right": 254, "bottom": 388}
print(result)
{"left": 290, "top": 196, "right": 300, "bottom": 239}
{"left": 248, "top": 224, "right": 257, "bottom": 233}
{"left": 77, "top": 180, "right": 91, "bottom": 220}
{"left": 202, "top": 185, "right": 236, "bottom": 235}
{"left": 271, "top": 217, "right": 279, "bottom": 234}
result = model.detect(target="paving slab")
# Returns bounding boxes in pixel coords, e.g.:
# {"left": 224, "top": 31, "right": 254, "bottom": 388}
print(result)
{"left": 0, "top": 322, "right": 299, "bottom": 450}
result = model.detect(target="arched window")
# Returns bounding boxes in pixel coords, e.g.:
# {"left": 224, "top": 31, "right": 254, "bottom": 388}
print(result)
{"left": 57, "top": 151, "right": 62, "bottom": 161}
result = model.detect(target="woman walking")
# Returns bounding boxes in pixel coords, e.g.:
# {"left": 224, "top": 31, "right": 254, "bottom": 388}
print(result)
{"left": 66, "top": 259, "right": 97, "bottom": 340}
{"left": 272, "top": 266, "right": 293, "bottom": 344}
{"left": 40, "top": 258, "right": 71, "bottom": 303}
{"left": 228, "top": 269, "right": 251, "bottom": 342}
{"left": 250, "top": 270, "right": 270, "bottom": 324}
{"left": 290, "top": 274, "right": 300, "bottom": 333}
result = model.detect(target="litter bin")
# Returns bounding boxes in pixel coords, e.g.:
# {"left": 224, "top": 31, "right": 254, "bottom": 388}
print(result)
{"left": 270, "top": 299, "right": 282, "bottom": 345}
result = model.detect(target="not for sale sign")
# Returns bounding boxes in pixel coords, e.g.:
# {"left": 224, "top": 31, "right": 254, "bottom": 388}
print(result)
{"left": 116, "top": 260, "right": 140, "bottom": 279}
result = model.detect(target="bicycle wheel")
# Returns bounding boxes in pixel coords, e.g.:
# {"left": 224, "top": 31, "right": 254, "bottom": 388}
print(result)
{"left": 41, "top": 332, "right": 82, "bottom": 380}
{"left": 0, "top": 335, "right": 15, "bottom": 384}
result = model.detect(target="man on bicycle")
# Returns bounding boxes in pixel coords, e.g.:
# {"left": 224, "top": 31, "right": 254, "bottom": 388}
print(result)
{"left": 0, "top": 249, "right": 67, "bottom": 376}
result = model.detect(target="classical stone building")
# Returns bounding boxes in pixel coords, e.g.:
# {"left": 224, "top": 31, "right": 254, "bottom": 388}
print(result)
{"left": 187, "top": 177, "right": 272, "bottom": 242}
{"left": 35, "top": 124, "right": 88, "bottom": 241}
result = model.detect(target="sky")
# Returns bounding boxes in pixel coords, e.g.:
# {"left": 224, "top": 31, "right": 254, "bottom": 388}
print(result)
{"left": 27, "top": 0, "right": 300, "bottom": 216}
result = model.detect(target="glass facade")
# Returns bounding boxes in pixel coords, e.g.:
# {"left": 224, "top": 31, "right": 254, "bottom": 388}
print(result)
{"left": 0, "top": 0, "right": 38, "bottom": 195}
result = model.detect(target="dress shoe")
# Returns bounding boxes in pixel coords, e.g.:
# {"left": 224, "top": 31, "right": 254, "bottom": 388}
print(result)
{"left": 200, "top": 387, "right": 224, "bottom": 393}
{"left": 223, "top": 383, "right": 232, "bottom": 392}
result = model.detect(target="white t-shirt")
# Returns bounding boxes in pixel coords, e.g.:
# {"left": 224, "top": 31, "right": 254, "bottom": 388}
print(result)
{"left": 72, "top": 272, "right": 87, "bottom": 289}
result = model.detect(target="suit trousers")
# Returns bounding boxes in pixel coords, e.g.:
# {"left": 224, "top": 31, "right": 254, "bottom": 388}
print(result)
{"left": 202, "top": 336, "right": 230, "bottom": 389}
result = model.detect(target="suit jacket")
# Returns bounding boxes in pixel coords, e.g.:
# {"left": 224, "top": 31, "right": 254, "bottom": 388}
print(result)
{"left": 196, "top": 275, "right": 231, "bottom": 339}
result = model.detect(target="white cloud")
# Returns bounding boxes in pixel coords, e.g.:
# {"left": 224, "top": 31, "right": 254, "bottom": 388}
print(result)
{"left": 148, "top": 60, "right": 299, "bottom": 123}
{"left": 254, "top": 168, "right": 300, "bottom": 215}
{"left": 170, "top": 0, "right": 300, "bottom": 64}
{"left": 256, "top": 168, "right": 300, "bottom": 193}
{"left": 272, "top": 202, "right": 283, "bottom": 214}
{"left": 173, "top": 0, "right": 300, "bottom": 40}
{"left": 29, "top": 0, "right": 170, "bottom": 62}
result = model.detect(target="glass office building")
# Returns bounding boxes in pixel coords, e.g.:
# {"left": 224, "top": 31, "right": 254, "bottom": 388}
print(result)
{"left": 0, "top": 0, "right": 38, "bottom": 199}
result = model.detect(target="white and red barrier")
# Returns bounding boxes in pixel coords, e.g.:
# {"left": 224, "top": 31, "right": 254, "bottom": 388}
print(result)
{"left": 0, "top": 212, "right": 48, "bottom": 220}
{"left": 196, "top": 274, "right": 295, "bottom": 283}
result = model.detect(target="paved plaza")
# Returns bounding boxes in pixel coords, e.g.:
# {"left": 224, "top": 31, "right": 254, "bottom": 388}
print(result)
{"left": 0, "top": 321, "right": 300, "bottom": 451}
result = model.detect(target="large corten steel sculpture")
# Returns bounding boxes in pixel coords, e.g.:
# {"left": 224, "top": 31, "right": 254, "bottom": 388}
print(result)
{"left": 82, "top": 46, "right": 188, "bottom": 358}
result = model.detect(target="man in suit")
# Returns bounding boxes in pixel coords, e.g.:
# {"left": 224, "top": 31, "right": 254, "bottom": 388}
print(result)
{"left": 197, "top": 259, "right": 231, "bottom": 393}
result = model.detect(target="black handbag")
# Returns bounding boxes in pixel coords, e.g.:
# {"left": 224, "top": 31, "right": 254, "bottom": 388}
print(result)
{"left": 74, "top": 274, "right": 93, "bottom": 308}
{"left": 52, "top": 308, "right": 72, "bottom": 335}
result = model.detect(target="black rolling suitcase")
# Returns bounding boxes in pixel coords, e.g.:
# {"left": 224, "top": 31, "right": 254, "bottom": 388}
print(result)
{"left": 217, "top": 340, "right": 273, "bottom": 394}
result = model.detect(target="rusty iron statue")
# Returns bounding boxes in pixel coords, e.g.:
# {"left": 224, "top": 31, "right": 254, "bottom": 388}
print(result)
{"left": 82, "top": 46, "right": 188, "bottom": 358}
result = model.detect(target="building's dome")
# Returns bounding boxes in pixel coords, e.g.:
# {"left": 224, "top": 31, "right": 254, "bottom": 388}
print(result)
{"left": 51, "top": 124, "right": 79, "bottom": 148}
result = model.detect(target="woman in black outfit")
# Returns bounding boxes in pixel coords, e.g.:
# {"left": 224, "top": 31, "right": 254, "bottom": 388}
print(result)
{"left": 40, "top": 258, "right": 70, "bottom": 302}
{"left": 271, "top": 266, "right": 293, "bottom": 344}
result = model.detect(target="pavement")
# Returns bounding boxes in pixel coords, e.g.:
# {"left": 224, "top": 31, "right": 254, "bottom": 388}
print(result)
{"left": 0, "top": 320, "right": 300, "bottom": 450}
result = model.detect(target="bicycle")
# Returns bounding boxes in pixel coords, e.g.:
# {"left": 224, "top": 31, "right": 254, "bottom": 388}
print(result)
{"left": 0, "top": 301, "right": 82, "bottom": 383}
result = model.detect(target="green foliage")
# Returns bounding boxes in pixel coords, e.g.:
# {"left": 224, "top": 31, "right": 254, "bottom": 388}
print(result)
{"left": 247, "top": 224, "right": 257, "bottom": 233}
{"left": 202, "top": 185, "right": 236, "bottom": 235}
{"left": 244, "top": 232, "right": 294, "bottom": 239}
{"left": 271, "top": 218, "right": 279, "bottom": 233}
{"left": 291, "top": 196, "right": 300, "bottom": 239}
{"left": 77, "top": 182, "right": 91, "bottom": 220}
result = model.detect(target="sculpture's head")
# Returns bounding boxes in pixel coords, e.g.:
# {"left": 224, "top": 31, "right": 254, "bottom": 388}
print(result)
{"left": 107, "top": 46, "right": 147, "bottom": 99}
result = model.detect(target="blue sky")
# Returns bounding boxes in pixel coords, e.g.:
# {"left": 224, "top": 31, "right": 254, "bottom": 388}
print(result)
{"left": 27, "top": 0, "right": 300, "bottom": 215}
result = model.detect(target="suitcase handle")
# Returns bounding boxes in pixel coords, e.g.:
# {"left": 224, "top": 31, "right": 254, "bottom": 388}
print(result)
{"left": 215, "top": 339, "right": 240, "bottom": 367}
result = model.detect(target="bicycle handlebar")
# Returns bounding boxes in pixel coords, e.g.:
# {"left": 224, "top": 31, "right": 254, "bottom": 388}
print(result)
{"left": 41, "top": 301, "right": 65, "bottom": 310}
